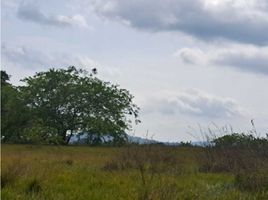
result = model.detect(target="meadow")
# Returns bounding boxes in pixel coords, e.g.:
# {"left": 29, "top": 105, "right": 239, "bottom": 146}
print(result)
{"left": 1, "top": 144, "right": 268, "bottom": 200}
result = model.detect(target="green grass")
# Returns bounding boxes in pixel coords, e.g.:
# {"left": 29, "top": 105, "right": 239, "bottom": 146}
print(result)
{"left": 1, "top": 144, "right": 268, "bottom": 200}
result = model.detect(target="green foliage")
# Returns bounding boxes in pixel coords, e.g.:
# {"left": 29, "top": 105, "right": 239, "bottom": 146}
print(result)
{"left": 213, "top": 133, "right": 268, "bottom": 150}
{"left": 1, "top": 70, "right": 10, "bottom": 86}
{"left": 21, "top": 120, "right": 61, "bottom": 144}
{"left": 1, "top": 71, "right": 30, "bottom": 142}
{"left": 179, "top": 141, "right": 193, "bottom": 147}
{"left": 213, "top": 133, "right": 253, "bottom": 147}
{"left": 19, "top": 66, "right": 140, "bottom": 145}
{"left": 1, "top": 68, "right": 140, "bottom": 145}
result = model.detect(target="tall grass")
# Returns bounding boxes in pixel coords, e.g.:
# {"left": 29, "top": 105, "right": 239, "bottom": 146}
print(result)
{"left": 1, "top": 159, "right": 27, "bottom": 188}
{"left": 1, "top": 143, "right": 268, "bottom": 200}
{"left": 192, "top": 124, "right": 268, "bottom": 192}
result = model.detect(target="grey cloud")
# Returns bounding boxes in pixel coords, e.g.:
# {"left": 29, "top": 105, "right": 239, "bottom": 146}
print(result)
{"left": 214, "top": 49, "right": 268, "bottom": 75}
{"left": 91, "top": 0, "right": 268, "bottom": 45}
{"left": 143, "top": 89, "right": 244, "bottom": 118}
{"left": 174, "top": 45, "right": 268, "bottom": 75}
{"left": 17, "top": 2, "right": 89, "bottom": 28}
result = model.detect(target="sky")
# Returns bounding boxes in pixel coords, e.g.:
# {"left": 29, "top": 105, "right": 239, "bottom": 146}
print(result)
{"left": 1, "top": 0, "right": 268, "bottom": 142}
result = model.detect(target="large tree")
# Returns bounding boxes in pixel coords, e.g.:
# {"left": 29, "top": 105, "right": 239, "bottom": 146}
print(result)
{"left": 20, "top": 66, "right": 140, "bottom": 144}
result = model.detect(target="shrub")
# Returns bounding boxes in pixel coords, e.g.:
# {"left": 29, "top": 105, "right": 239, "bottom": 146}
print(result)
{"left": 198, "top": 131, "right": 268, "bottom": 173}
{"left": 197, "top": 130, "right": 268, "bottom": 192}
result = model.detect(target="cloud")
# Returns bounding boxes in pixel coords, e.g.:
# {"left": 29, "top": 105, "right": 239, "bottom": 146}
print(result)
{"left": 2, "top": 44, "right": 52, "bottom": 68}
{"left": 1, "top": 44, "right": 121, "bottom": 83}
{"left": 17, "top": 2, "right": 89, "bottom": 29}
{"left": 2, "top": 0, "right": 19, "bottom": 9}
{"left": 1, "top": 44, "right": 92, "bottom": 70}
{"left": 91, "top": 0, "right": 268, "bottom": 45}
{"left": 75, "top": 56, "right": 122, "bottom": 77}
{"left": 174, "top": 44, "right": 268, "bottom": 75}
{"left": 174, "top": 48, "right": 207, "bottom": 65}
{"left": 142, "top": 89, "right": 244, "bottom": 118}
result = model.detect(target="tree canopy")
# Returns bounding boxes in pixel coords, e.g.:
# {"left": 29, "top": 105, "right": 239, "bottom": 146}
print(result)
{"left": 1, "top": 67, "right": 140, "bottom": 145}
{"left": 21, "top": 66, "right": 140, "bottom": 144}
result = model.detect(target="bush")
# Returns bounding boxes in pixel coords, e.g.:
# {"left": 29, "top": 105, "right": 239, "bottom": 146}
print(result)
{"left": 197, "top": 131, "right": 268, "bottom": 192}
{"left": 199, "top": 131, "right": 268, "bottom": 172}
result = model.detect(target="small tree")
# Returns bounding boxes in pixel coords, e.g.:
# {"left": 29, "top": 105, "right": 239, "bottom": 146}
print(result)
{"left": 20, "top": 66, "right": 140, "bottom": 145}
{"left": 1, "top": 70, "right": 30, "bottom": 142}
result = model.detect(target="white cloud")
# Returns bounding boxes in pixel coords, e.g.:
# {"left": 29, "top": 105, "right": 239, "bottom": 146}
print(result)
{"left": 1, "top": 44, "right": 122, "bottom": 84}
{"left": 174, "top": 44, "right": 268, "bottom": 75}
{"left": 73, "top": 56, "right": 122, "bottom": 77}
{"left": 90, "top": 0, "right": 268, "bottom": 45}
{"left": 2, "top": 44, "right": 52, "bottom": 69}
{"left": 173, "top": 48, "right": 207, "bottom": 65}
{"left": 142, "top": 89, "right": 245, "bottom": 118}
{"left": 17, "top": 2, "right": 90, "bottom": 29}
{"left": 54, "top": 14, "right": 89, "bottom": 29}
{"left": 3, "top": 0, "right": 268, "bottom": 140}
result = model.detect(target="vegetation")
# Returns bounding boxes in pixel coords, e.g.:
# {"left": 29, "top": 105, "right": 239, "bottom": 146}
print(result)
{"left": 1, "top": 144, "right": 268, "bottom": 200}
{"left": 1, "top": 71, "right": 30, "bottom": 143}
{"left": 1, "top": 68, "right": 140, "bottom": 145}
{"left": 1, "top": 68, "right": 268, "bottom": 199}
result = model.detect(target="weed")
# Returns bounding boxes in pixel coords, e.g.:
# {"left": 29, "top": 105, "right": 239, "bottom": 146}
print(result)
{"left": 26, "top": 178, "right": 42, "bottom": 194}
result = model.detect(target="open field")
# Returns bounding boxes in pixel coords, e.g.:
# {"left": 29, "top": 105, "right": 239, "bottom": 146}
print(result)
{"left": 1, "top": 144, "right": 268, "bottom": 200}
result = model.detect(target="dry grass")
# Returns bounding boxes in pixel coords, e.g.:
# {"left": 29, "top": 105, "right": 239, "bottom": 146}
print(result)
{"left": 1, "top": 144, "right": 268, "bottom": 200}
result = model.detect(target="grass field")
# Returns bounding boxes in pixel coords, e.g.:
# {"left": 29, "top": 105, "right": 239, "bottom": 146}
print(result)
{"left": 1, "top": 144, "right": 268, "bottom": 200}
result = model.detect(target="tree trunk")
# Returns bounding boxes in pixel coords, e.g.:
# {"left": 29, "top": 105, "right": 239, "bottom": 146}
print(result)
{"left": 61, "top": 129, "right": 68, "bottom": 145}
{"left": 66, "top": 130, "right": 73, "bottom": 144}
